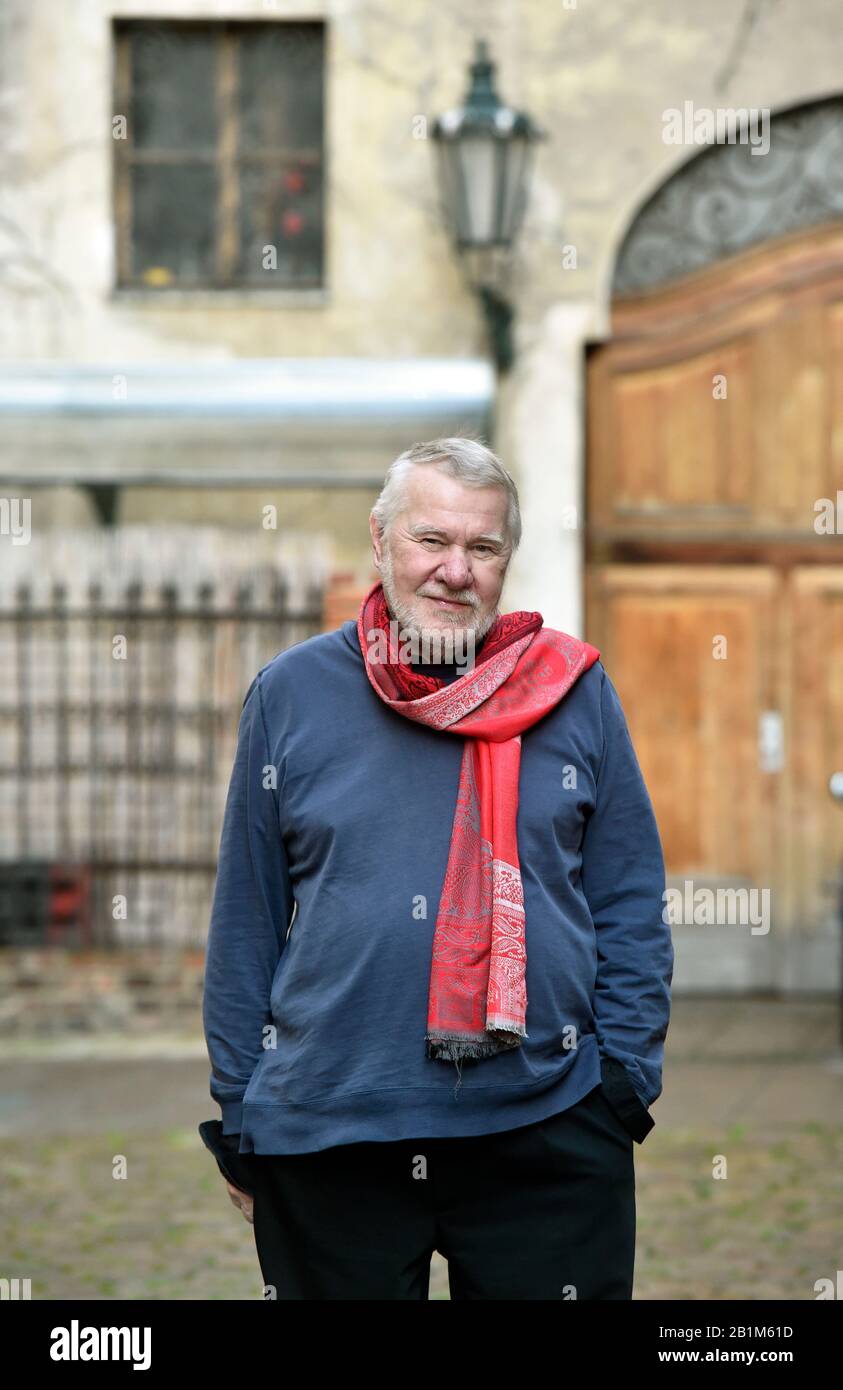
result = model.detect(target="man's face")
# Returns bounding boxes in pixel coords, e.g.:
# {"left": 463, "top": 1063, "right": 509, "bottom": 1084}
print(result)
{"left": 368, "top": 465, "right": 512, "bottom": 654}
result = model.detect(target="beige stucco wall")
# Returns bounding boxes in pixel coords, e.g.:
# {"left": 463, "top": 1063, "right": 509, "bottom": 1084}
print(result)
{"left": 1, "top": 0, "right": 840, "bottom": 623}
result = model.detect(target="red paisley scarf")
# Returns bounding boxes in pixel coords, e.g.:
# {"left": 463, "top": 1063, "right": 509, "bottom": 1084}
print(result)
{"left": 357, "top": 580, "right": 600, "bottom": 1068}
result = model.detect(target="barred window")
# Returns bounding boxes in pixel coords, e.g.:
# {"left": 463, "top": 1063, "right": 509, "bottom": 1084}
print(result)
{"left": 112, "top": 20, "right": 324, "bottom": 289}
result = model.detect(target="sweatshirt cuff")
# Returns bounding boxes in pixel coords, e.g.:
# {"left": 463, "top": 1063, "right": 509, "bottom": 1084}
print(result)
{"left": 221, "top": 1098, "right": 244, "bottom": 1135}
{"left": 599, "top": 1054, "right": 656, "bottom": 1144}
{"left": 198, "top": 1120, "right": 256, "bottom": 1197}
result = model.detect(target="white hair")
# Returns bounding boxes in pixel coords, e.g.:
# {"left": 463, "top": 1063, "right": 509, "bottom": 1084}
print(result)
{"left": 370, "top": 437, "right": 521, "bottom": 551}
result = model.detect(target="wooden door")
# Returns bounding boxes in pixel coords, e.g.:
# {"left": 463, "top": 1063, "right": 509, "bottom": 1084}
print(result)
{"left": 586, "top": 223, "right": 843, "bottom": 950}
{"left": 789, "top": 568, "right": 843, "bottom": 939}
{"left": 587, "top": 566, "right": 781, "bottom": 910}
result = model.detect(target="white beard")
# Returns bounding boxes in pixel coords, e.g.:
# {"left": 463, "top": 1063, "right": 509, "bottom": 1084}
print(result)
{"left": 379, "top": 542, "right": 500, "bottom": 659}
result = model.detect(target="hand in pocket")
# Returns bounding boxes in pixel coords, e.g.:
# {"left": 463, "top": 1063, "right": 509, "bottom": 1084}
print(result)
{"left": 224, "top": 1177, "right": 255, "bottom": 1224}
{"left": 596, "top": 1084, "right": 634, "bottom": 1144}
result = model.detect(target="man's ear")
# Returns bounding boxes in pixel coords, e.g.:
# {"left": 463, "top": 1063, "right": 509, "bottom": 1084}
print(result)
{"left": 368, "top": 514, "right": 384, "bottom": 568}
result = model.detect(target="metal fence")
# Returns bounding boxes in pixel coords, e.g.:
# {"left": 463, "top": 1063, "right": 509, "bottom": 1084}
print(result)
{"left": 0, "top": 528, "right": 325, "bottom": 948}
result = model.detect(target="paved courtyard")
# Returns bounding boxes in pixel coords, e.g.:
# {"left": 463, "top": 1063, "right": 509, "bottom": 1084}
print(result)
{"left": 1, "top": 999, "right": 841, "bottom": 1299}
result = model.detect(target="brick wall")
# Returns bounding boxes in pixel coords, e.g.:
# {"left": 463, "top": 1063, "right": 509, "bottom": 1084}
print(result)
{"left": 321, "top": 569, "right": 377, "bottom": 631}
{"left": 0, "top": 950, "right": 206, "bottom": 1035}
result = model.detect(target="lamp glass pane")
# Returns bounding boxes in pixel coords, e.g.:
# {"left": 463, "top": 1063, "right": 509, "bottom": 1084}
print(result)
{"left": 499, "top": 136, "right": 530, "bottom": 240}
{"left": 458, "top": 135, "right": 498, "bottom": 244}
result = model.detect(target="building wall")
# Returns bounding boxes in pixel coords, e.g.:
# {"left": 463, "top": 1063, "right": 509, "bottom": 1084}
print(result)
{"left": 1, "top": 0, "right": 840, "bottom": 623}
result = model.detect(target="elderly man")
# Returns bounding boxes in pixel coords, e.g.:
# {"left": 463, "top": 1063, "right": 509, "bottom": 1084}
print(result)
{"left": 200, "top": 436, "right": 673, "bottom": 1301}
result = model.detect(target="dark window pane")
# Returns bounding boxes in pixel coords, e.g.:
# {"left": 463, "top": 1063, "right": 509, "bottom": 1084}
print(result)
{"left": 237, "top": 162, "right": 322, "bottom": 285}
{"left": 132, "top": 165, "right": 217, "bottom": 285}
{"left": 130, "top": 24, "right": 217, "bottom": 152}
{"left": 114, "top": 20, "right": 324, "bottom": 288}
{"left": 238, "top": 24, "right": 323, "bottom": 152}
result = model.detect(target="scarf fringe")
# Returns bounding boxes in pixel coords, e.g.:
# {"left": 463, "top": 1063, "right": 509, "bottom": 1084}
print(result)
{"left": 426, "top": 1031, "right": 526, "bottom": 1099}
{"left": 425, "top": 1031, "right": 525, "bottom": 1063}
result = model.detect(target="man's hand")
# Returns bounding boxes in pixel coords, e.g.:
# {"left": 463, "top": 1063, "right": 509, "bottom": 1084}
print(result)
{"left": 225, "top": 1178, "right": 254, "bottom": 1224}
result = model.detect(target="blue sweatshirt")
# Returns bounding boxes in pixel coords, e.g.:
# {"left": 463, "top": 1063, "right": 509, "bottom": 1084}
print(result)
{"left": 201, "top": 618, "right": 673, "bottom": 1155}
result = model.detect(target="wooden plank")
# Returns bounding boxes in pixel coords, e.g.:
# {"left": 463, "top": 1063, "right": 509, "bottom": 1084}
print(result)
{"left": 587, "top": 226, "right": 843, "bottom": 540}
{"left": 215, "top": 29, "right": 240, "bottom": 284}
{"left": 112, "top": 31, "right": 133, "bottom": 286}
{"left": 588, "top": 565, "right": 781, "bottom": 904}
{"left": 789, "top": 568, "right": 843, "bottom": 936}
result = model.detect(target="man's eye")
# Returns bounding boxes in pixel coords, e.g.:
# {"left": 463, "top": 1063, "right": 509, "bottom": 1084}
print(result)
{"left": 421, "top": 537, "right": 442, "bottom": 545}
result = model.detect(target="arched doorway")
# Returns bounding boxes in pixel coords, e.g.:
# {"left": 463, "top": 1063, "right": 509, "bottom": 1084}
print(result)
{"left": 586, "top": 98, "right": 843, "bottom": 988}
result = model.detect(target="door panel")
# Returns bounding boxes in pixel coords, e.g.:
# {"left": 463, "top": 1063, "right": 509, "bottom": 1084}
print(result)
{"left": 587, "top": 566, "right": 781, "bottom": 910}
{"left": 588, "top": 221, "right": 843, "bottom": 543}
{"left": 789, "top": 568, "right": 843, "bottom": 936}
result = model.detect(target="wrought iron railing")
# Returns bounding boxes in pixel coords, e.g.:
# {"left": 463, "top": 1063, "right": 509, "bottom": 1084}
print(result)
{"left": 0, "top": 569, "right": 323, "bottom": 948}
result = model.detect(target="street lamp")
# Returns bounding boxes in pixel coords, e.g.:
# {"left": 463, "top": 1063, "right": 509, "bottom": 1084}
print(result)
{"left": 431, "top": 38, "right": 546, "bottom": 373}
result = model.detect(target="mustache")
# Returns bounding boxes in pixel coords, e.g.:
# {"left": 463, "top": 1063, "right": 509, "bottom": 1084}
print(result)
{"left": 420, "top": 591, "right": 479, "bottom": 607}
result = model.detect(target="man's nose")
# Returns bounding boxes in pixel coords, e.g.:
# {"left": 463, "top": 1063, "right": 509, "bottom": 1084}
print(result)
{"left": 435, "top": 550, "right": 473, "bottom": 587}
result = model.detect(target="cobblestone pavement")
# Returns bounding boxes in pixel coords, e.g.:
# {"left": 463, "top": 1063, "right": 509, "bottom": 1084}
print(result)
{"left": 1, "top": 1000, "right": 841, "bottom": 1300}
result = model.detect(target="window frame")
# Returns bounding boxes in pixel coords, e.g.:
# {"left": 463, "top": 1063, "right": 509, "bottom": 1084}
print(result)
{"left": 111, "top": 17, "right": 326, "bottom": 293}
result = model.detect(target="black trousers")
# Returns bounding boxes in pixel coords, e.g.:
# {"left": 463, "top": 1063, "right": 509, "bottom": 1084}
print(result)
{"left": 243, "top": 1082, "right": 636, "bottom": 1300}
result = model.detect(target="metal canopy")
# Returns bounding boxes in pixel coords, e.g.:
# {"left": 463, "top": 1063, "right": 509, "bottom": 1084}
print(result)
{"left": 0, "top": 358, "right": 496, "bottom": 488}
